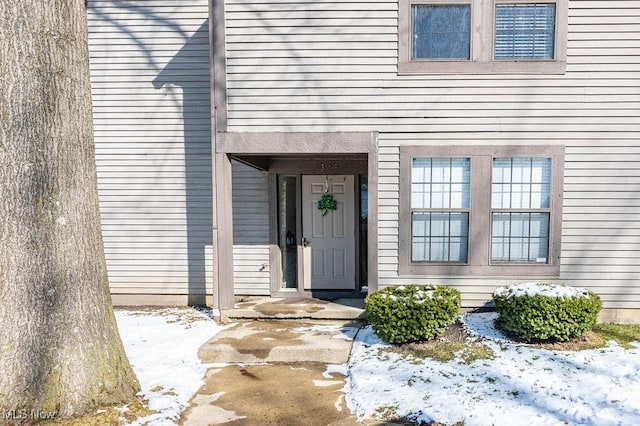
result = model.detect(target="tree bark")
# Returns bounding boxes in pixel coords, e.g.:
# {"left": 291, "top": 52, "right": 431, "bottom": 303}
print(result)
{"left": 0, "top": 0, "right": 140, "bottom": 418}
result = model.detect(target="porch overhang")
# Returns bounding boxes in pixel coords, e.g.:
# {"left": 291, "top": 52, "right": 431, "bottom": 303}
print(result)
{"left": 211, "top": 132, "right": 379, "bottom": 311}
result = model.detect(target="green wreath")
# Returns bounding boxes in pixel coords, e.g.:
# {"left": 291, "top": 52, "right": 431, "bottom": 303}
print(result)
{"left": 318, "top": 193, "right": 338, "bottom": 216}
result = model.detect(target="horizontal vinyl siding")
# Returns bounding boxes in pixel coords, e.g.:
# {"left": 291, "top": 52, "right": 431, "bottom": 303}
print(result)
{"left": 232, "top": 161, "right": 271, "bottom": 295}
{"left": 225, "top": 0, "right": 640, "bottom": 309}
{"left": 88, "top": 0, "right": 213, "bottom": 297}
{"left": 225, "top": 0, "right": 639, "bottom": 133}
{"left": 561, "top": 146, "right": 640, "bottom": 308}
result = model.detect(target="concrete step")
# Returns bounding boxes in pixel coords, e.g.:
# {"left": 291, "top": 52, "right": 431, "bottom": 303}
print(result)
{"left": 224, "top": 297, "right": 366, "bottom": 321}
{"left": 198, "top": 320, "right": 363, "bottom": 364}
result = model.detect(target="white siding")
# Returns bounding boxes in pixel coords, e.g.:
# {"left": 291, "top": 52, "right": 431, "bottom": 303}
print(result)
{"left": 224, "top": 0, "right": 640, "bottom": 308}
{"left": 88, "top": 0, "right": 213, "bottom": 298}
{"left": 232, "top": 161, "right": 271, "bottom": 295}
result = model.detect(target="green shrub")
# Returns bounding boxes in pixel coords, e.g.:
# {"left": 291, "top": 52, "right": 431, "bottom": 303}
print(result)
{"left": 493, "top": 282, "right": 602, "bottom": 342}
{"left": 365, "top": 285, "right": 461, "bottom": 344}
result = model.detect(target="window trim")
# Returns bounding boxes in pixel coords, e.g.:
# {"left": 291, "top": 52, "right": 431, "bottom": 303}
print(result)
{"left": 399, "top": 145, "right": 564, "bottom": 277}
{"left": 398, "top": 0, "right": 567, "bottom": 75}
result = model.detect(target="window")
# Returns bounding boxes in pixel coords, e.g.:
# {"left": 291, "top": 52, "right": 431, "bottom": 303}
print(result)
{"left": 399, "top": 145, "right": 564, "bottom": 277}
{"left": 494, "top": 3, "right": 556, "bottom": 60}
{"left": 491, "top": 158, "right": 551, "bottom": 263}
{"left": 411, "top": 158, "right": 470, "bottom": 262}
{"left": 398, "top": 0, "right": 567, "bottom": 74}
{"left": 412, "top": 5, "right": 471, "bottom": 60}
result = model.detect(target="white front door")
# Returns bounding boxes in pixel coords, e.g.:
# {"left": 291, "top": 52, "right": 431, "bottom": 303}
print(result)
{"left": 301, "top": 175, "right": 356, "bottom": 290}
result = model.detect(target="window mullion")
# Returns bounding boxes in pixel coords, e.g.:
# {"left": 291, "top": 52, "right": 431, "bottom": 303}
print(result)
{"left": 469, "top": 154, "right": 492, "bottom": 268}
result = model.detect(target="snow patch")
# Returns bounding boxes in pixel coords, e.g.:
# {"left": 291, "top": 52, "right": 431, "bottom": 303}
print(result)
{"left": 346, "top": 313, "right": 640, "bottom": 425}
{"left": 115, "top": 308, "right": 225, "bottom": 425}
{"left": 494, "top": 282, "right": 591, "bottom": 299}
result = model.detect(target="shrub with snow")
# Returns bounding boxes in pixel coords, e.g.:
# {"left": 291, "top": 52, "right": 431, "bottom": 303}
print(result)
{"left": 365, "top": 285, "right": 461, "bottom": 344}
{"left": 493, "top": 282, "right": 602, "bottom": 342}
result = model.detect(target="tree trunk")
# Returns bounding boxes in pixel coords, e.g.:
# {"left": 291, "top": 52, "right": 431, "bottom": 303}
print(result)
{"left": 0, "top": 0, "right": 140, "bottom": 418}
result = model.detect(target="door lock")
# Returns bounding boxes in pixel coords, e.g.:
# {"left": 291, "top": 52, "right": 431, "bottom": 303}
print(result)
{"left": 302, "top": 237, "right": 311, "bottom": 247}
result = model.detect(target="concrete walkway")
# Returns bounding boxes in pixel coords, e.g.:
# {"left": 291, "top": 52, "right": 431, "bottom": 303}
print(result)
{"left": 180, "top": 313, "right": 394, "bottom": 425}
{"left": 223, "top": 296, "right": 367, "bottom": 321}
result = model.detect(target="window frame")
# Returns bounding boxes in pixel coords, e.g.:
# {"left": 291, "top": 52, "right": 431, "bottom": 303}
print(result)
{"left": 398, "top": 0, "right": 567, "bottom": 75}
{"left": 399, "top": 145, "right": 564, "bottom": 277}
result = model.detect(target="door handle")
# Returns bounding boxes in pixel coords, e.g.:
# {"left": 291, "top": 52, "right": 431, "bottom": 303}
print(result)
{"left": 302, "top": 237, "right": 310, "bottom": 247}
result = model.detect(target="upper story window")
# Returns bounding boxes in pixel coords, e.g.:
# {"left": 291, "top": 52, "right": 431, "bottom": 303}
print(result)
{"left": 399, "top": 0, "right": 567, "bottom": 74}
{"left": 412, "top": 5, "right": 471, "bottom": 60}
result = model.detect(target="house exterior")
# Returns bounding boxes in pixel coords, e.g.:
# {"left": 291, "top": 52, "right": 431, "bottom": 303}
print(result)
{"left": 87, "top": 0, "right": 640, "bottom": 321}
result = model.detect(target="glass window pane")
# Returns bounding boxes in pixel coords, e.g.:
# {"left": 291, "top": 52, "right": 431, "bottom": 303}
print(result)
{"left": 511, "top": 183, "right": 530, "bottom": 208}
{"left": 495, "top": 3, "right": 556, "bottom": 60}
{"left": 449, "top": 184, "right": 469, "bottom": 209}
{"left": 449, "top": 237, "right": 468, "bottom": 262}
{"left": 431, "top": 158, "right": 451, "bottom": 183}
{"left": 493, "top": 158, "right": 512, "bottom": 183}
{"left": 492, "top": 237, "right": 510, "bottom": 262}
{"left": 531, "top": 158, "right": 550, "bottom": 182}
{"left": 278, "top": 175, "right": 298, "bottom": 288}
{"left": 412, "top": 5, "right": 471, "bottom": 59}
{"left": 412, "top": 212, "right": 469, "bottom": 262}
{"left": 450, "top": 158, "right": 469, "bottom": 181}
{"left": 430, "top": 237, "right": 448, "bottom": 262}
{"left": 492, "top": 157, "right": 551, "bottom": 209}
{"left": 512, "top": 158, "right": 531, "bottom": 182}
{"left": 529, "top": 237, "right": 549, "bottom": 262}
{"left": 491, "top": 213, "right": 550, "bottom": 263}
{"left": 509, "top": 237, "right": 528, "bottom": 261}
{"left": 412, "top": 157, "right": 470, "bottom": 209}
{"left": 509, "top": 213, "right": 530, "bottom": 238}
{"left": 412, "top": 238, "right": 428, "bottom": 262}
{"left": 449, "top": 212, "right": 469, "bottom": 236}
{"left": 431, "top": 183, "right": 450, "bottom": 208}
{"left": 430, "top": 213, "right": 450, "bottom": 237}
{"left": 492, "top": 183, "right": 511, "bottom": 208}
{"left": 412, "top": 158, "right": 431, "bottom": 183}
{"left": 529, "top": 212, "right": 549, "bottom": 237}
{"left": 412, "top": 184, "right": 430, "bottom": 208}
{"left": 412, "top": 213, "right": 431, "bottom": 237}
{"left": 492, "top": 213, "right": 511, "bottom": 238}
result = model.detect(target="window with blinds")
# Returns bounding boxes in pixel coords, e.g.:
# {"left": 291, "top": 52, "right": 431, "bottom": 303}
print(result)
{"left": 411, "top": 158, "right": 470, "bottom": 263}
{"left": 491, "top": 158, "right": 552, "bottom": 263}
{"left": 495, "top": 3, "right": 556, "bottom": 60}
{"left": 398, "top": 0, "right": 566, "bottom": 74}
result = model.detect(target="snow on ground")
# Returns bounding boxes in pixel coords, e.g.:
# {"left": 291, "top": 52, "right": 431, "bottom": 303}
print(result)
{"left": 346, "top": 312, "right": 640, "bottom": 426}
{"left": 115, "top": 308, "right": 225, "bottom": 425}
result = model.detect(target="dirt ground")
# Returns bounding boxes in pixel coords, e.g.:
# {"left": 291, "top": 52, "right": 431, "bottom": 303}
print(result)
{"left": 179, "top": 363, "right": 358, "bottom": 426}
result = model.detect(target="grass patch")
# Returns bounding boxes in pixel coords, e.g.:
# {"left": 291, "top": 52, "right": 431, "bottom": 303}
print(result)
{"left": 532, "top": 331, "right": 606, "bottom": 351}
{"left": 392, "top": 341, "right": 495, "bottom": 364}
{"left": 593, "top": 323, "right": 640, "bottom": 349}
{"left": 387, "top": 322, "right": 495, "bottom": 364}
{"left": 495, "top": 321, "right": 640, "bottom": 351}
